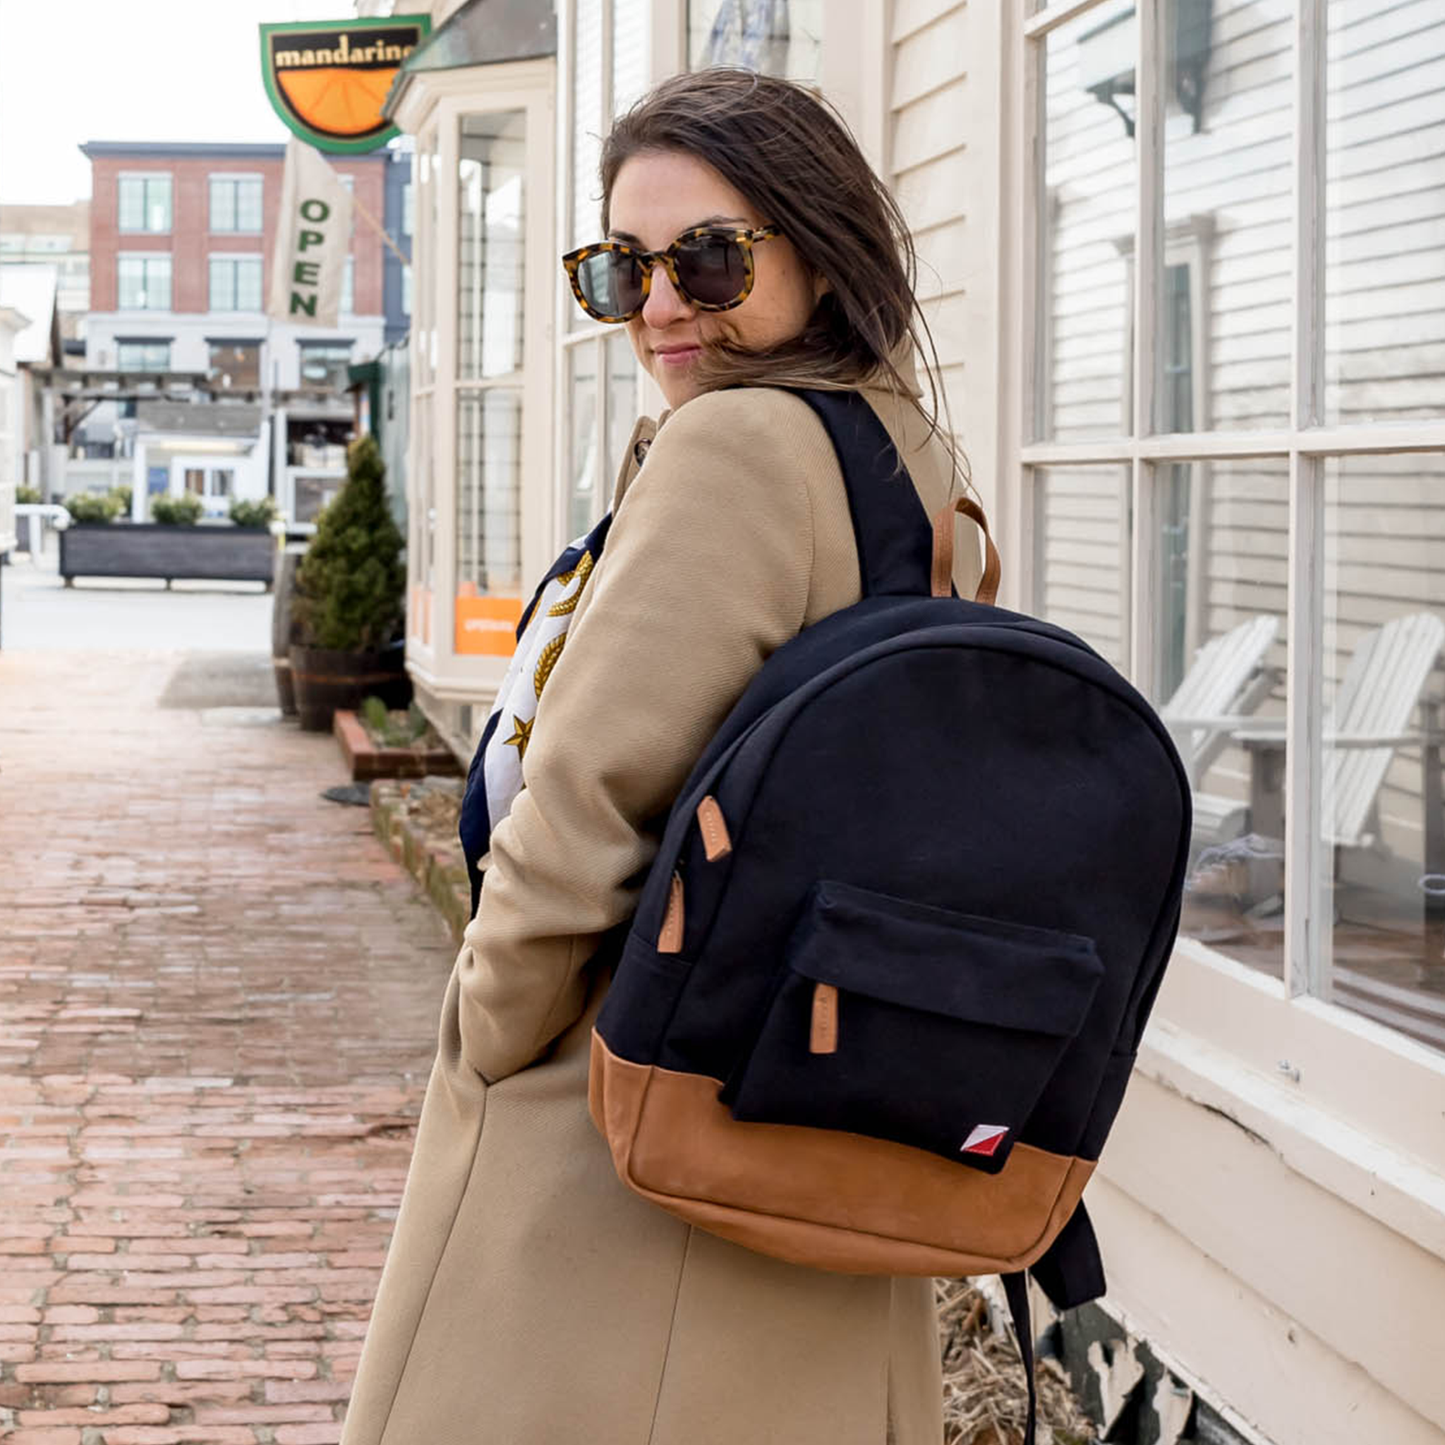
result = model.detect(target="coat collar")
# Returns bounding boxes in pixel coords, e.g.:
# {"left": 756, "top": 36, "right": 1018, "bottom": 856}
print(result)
{"left": 608, "top": 347, "right": 924, "bottom": 512}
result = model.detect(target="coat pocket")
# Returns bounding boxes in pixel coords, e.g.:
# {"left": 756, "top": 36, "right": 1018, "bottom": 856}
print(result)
{"left": 725, "top": 880, "right": 1104, "bottom": 1172}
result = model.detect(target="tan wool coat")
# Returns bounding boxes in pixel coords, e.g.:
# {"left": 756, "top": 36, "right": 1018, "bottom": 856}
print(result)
{"left": 340, "top": 371, "right": 986, "bottom": 1445}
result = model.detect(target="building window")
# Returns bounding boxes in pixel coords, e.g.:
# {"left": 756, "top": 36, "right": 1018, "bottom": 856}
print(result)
{"left": 402, "top": 181, "right": 415, "bottom": 237}
{"left": 207, "top": 341, "right": 260, "bottom": 389}
{"left": 209, "top": 256, "right": 263, "bottom": 312}
{"left": 117, "top": 254, "right": 172, "bottom": 310}
{"left": 1022, "top": 1, "right": 1445, "bottom": 1058}
{"left": 118, "top": 174, "right": 172, "bottom": 233}
{"left": 401, "top": 264, "right": 412, "bottom": 317}
{"left": 456, "top": 110, "right": 527, "bottom": 600}
{"left": 116, "top": 340, "right": 171, "bottom": 371}
{"left": 299, "top": 341, "right": 354, "bottom": 390}
{"left": 210, "top": 176, "right": 264, "bottom": 233}
{"left": 184, "top": 466, "right": 233, "bottom": 499}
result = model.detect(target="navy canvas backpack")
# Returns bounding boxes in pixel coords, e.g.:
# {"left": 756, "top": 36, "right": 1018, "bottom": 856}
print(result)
{"left": 464, "top": 388, "right": 1192, "bottom": 1442}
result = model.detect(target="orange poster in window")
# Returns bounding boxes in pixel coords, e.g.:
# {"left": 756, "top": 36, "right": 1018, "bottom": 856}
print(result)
{"left": 455, "top": 594, "right": 524, "bottom": 657}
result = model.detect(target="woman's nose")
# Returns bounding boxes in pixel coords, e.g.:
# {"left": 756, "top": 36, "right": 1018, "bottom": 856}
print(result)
{"left": 641, "top": 264, "right": 694, "bottom": 328}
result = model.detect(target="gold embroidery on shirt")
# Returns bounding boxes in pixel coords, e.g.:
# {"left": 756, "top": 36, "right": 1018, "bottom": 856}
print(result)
{"left": 547, "top": 550, "right": 595, "bottom": 617}
{"left": 534, "top": 635, "right": 566, "bottom": 698}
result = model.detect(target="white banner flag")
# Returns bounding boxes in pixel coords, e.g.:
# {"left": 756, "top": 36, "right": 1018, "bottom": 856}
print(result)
{"left": 267, "top": 140, "right": 354, "bottom": 330}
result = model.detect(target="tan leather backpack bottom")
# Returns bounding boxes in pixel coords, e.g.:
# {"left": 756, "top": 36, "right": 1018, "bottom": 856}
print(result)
{"left": 589, "top": 1031, "right": 1094, "bottom": 1277}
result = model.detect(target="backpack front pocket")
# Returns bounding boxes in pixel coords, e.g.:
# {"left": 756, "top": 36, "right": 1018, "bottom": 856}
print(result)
{"left": 725, "top": 880, "right": 1104, "bottom": 1172}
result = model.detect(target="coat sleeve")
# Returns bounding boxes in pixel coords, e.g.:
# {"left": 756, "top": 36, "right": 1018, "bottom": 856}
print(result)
{"left": 455, "top": 388, "right": 830, "bottom": 1083}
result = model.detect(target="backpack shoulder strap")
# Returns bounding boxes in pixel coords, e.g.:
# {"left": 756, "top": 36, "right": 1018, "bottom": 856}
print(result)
{"left": 789, "top": 388, "right": 936, "bottom": 599}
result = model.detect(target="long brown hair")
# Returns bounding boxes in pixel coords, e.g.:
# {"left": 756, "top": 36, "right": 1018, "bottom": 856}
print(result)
{"left": 599, "top": 68, "right": 967, "bottom": 491}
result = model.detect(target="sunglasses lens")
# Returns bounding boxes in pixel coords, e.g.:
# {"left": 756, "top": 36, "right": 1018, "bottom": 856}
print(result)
{"left": 675, "top": 234, "right": 748, "bottom": 307}
{"left": 576, "top": 250, "right": 645, "bottom": 318}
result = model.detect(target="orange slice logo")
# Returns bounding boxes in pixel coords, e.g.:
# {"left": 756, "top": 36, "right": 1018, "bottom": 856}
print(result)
{"left": 260, "top": 17, "right": 431, "bottom": 154}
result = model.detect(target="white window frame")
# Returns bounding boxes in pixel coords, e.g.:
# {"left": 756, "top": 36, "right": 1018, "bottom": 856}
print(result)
{"left": 556, "top": 0, "right": 655, "bottom": 549}
{"left": 393, "top": 62, "right": 556, "bottom": 708}
{"left": 118, "top": 172, "right": 173, "bottom": 234}
{"left": 208, "top": 172, "right": 264, "bottom": 234}
{"left": 207, "top": 253, "right": 264, "bottom": 313}
{"left": 1003, "top": 0, "right": 1445, "bottom": 1204}
{"left": 117, "top": 252, "right": 172, "bottom": 311}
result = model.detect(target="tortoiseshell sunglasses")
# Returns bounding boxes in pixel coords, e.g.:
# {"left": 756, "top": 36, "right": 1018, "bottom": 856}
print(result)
{"left": 562, "top": 225, "right": 783, "bottom": 323}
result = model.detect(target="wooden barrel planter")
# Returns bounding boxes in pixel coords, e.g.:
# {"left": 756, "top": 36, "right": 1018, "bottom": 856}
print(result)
{"left": 289, "top": 642, "right": 411, "bottom": 732}
{"left": 270, "top": 545, "right": 308, "bottom": 716}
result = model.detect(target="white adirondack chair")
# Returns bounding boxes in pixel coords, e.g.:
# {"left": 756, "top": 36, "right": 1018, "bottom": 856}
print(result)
{"left": 1160, "top": 614, "right": 1281, "bottom": 787}
{"left": 1232, "top": 611, "right": 1445, "bottom": 852}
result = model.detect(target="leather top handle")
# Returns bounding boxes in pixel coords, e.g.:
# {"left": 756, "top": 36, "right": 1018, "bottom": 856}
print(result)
{"left": 931, "top": 495, "right": 1001, "bottom": 606}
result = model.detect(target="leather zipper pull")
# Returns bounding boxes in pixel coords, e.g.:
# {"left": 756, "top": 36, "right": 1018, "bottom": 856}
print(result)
{"left": 695, "top": 795, "right": 732, "bottom": 860}
{"left": 657, "top": 871, "right": 685, "bottom": 954}
{"left": 809, "top": 982, "right": 838, "bottom": 1054}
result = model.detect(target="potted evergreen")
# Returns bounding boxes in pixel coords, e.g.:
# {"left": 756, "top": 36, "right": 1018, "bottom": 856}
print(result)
{"left": 288, "top": 434, "right": 410, "bottom": 731}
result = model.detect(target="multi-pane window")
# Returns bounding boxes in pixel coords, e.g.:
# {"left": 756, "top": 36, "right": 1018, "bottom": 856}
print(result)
{"left": 208, "top": 256, "right": 263, "bottom": 312}
{"left": 209, "top": 176, "right": 263, "bottom": 233}
{"left": 118, "top": 174, "right": 172, "bottom": 233}
{"left": 561, "top": 0, "right": 648, "bottom": 541}
{"left": 402, "top": 181, "right": 415, "bottom": 238}
{"left": 456, "top": 110, "right": 526, "bottom": 595}
{"left": 117, "top": 254, "right": 172, "bottom": 310}
{"left": 1024, "top": 0, "right": 1445, "bottom": 1055}
{"left": 115, "top": 340, "right": 171, "bottom": 372}
{"left": 298, "top": 341, "right": 353, "bottom": 390}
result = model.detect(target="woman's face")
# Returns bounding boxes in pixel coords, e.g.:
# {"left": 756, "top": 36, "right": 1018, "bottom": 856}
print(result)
{"left": 607, "top": 149, "right": 821, "bottom": 408}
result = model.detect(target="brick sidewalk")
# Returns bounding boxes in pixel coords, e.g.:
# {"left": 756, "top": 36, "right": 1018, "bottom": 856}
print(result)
{"left": 0, "top": 651, "right": 457, "bottom": 1444}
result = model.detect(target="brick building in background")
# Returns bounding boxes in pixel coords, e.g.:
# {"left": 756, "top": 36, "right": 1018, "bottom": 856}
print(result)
{"left": 69, "top": 141, "right": 412, "bottom": 522}
{"left": 80, "top": 140, "right": 408, "bottom": 388}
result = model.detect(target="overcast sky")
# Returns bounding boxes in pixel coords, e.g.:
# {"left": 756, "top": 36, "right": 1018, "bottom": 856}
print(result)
{"left": 0, "top": 0, "right": 359, "bottom": 206}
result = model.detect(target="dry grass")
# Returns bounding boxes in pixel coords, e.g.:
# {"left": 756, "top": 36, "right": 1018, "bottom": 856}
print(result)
{"left": 936, "top": 1279, "right": 1098, "bottom": 1445}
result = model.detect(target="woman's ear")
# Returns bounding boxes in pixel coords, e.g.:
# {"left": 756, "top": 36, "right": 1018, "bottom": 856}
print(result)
{"left": 812, "top": 270, "right": 832, "bottom": 304}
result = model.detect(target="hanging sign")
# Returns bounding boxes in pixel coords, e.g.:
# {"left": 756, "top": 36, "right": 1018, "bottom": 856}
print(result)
{"left": 266, "top": 141, "right": 354, "bottom": 329}
{"left": 259, "top": 15, "right": 431, "bottom": 154}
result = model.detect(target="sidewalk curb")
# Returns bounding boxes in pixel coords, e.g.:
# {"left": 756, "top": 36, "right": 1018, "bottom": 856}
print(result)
{"left": 370, "top": 778, "right": 470, "bottom": 944}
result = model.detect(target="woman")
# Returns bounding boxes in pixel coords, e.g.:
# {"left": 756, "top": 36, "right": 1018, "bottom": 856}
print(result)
{"left": 341, "top": 69, "right": 984, "bottom": 1445}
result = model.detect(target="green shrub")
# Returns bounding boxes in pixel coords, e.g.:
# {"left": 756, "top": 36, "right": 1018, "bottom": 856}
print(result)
{"left": 151, "top": 493, "right": 204, "bottom": 526}
{"left": 293, "top": 435, "right": 404, "bottom": 652}
{"left": 359, "top": 696, "right": 430, "bottom": 747}
{"left": 109, "top": 485, "right": 132, "bottom": 516}
{"left": 65, "top": 492, "right": 123, "bottom": 524}
{"left": 16, "top": 485, "right": 42, "bottom": 505}
{"left": 229, "top": 496, "right": 279, "bottom": 529}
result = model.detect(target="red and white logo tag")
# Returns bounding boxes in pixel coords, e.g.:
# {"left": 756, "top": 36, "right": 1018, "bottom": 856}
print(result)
{"left": 960, "top": 1124, "right": 1009, "bottom": 1157}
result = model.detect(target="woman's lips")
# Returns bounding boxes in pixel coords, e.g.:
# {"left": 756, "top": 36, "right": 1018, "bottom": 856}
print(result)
{"left": 654, "top": 345, "right": 702, "bottom": 368}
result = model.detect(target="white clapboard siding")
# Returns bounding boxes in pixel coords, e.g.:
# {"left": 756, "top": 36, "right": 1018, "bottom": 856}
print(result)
{"left": 892, "top": 6, "right": 968, "bottom": 110}
{"left": 887, "top": 0, "right": 1000, "bottom": 514}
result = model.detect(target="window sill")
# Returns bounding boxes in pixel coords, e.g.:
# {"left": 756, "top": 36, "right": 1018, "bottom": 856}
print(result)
{"left": 1140, "top": 943, "right": 1445, "bottom": 1262}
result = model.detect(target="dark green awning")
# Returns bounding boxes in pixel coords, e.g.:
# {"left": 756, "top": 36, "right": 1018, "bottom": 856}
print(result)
{"left": 383, "top": 0, "right": 556, "bottom": 117}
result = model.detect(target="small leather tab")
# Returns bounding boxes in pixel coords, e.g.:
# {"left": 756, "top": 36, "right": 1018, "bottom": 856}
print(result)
{"left": 657, "top": 872, "right": 685, "bottom": 954}
{"left": 695, "top": 795, "right": 732, "bottom": 861}
{"left": 809, "top": 982, "right": 838, "bottom": 1054}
